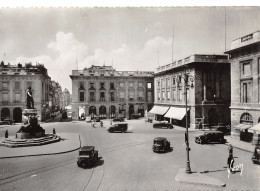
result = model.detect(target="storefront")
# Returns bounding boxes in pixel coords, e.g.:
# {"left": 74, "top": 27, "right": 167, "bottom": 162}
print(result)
{"left": 148, "top": 105, "right": 169, "bottom": 121}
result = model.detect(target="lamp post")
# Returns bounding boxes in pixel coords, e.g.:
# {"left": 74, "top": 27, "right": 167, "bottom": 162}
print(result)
{"left": 178, "top": 72, "right": 194, "bottom": 174}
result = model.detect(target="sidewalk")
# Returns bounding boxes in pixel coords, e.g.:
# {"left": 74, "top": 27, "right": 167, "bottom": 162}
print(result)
{"left": 0, "top": 133, "right": 81, "bottom": 159}
{"left": 173, "top": 125, "right": 255, "bottom": 153}
{"left": 224, "top": 136, "right": 255, "bottom": 153}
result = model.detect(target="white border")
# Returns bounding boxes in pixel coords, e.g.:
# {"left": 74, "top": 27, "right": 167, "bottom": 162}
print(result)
{"left": 0, "top": 0, "right": 260, "bottom": 7}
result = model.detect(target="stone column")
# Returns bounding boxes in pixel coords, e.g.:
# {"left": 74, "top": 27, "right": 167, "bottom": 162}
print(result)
{"left": 203, "top": 72, "right": 207, "bottom": 101}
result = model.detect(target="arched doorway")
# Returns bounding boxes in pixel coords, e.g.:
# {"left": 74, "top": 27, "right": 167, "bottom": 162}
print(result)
{"left": 89, "top": 106, "right": 96, "bottom": 119}
{"left": 1, "top": 108, "right": 10, "bottom": 121}
{"left": 99, "top": 106, "right": 106, "bottom": 119}
{"left": 13, "top": 107, "right": 22, "bottom": 123}
{"left": 119, "top": 104, "right": 126, "bottom": 117}
{"left": 109, "top": 105, "right": 116, "bottom": 118}
{"left": 240, "top": 112, "right": 253, "bottom": 142}
{"left": 138, "top": 104, "right": 145, "bottom": 117}
{"left": 129, "top": 104, "right": 134, "bottom": 119}
{"left": 208, "top": 108, "right": 218, "bottom": 127}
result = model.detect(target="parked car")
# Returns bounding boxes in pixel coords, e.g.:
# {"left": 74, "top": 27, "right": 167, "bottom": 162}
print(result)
{"left": 153, "top": 122, "right": 173, "bottom": 129}
{"left": 131, "top": 114, "right": 140, "bottom": 119}
{"left": 93, "top": 117, "right": 101, "bottom": 122}
{"left": 85, "top": 116, "right": 92, "bottom": 123}
{"left": 195, "top": 130, "right": 226, "bottom": 144}
{"left": 61, "top": 112, "right": 68, "bottom": 119}
{"left": 153, "top": 137, "right": 171, "bottom": 153}
{"left": 77, "top": 146, "right": 99, "bottom": 168}
{"left": 2, "top": 118, "right": 14, "bottom": 125}
{"left": 108, "top": 122, "right": 128, "bottom": 133}
{"left": 211, "top": 123, "right": 231, "bottom": 135}
{"left": 113, "top": 117, "right": 125, "bottom": 122}
{"left": 252, "top": 145, "right": 260, "bottom": 164}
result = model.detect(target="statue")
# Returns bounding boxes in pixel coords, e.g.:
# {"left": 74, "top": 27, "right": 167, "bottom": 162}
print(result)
{"left": 17, "top": 115, "right": 45, "bottom": 138}
{"left": 26, "top": 86, "right": 34, "bottom": 109}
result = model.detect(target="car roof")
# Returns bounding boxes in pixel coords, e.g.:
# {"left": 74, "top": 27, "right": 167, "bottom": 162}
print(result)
{"left": 203, "top": 130, "right": 223, "bottom": 134}
{"left": 154, "top": 137, "right": 167, "bottom": 141}
{"left": 80, "top": 146, "right": 95, "bottom": 151}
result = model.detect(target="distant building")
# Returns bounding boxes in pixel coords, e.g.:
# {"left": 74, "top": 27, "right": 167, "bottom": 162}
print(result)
{"left": 153, "top": 54, "right": 230, "bottom": 128}
{"left": 61, "top": 88, "right": 71, "bottom": 109}
{"left": 0, "top": 62, "right": 51, "bottom": 122}
{"left": 225, "top": 30, "right": 260, "bottom": 143}
{"left": 49, "top": 81, "right": 62, "bottom": 112}
{"left": 70, "top": 65, "right": 154, "bottom": 120}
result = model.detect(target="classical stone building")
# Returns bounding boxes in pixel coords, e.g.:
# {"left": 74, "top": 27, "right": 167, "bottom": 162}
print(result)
{"left": 0, "top": 62, "right": 51, "bottom": 122}
{"left": 70, "top": 65, "right": 154, "bottom": 120}
{"left": 153, "top": 54, "right": 230, "bottom": 128}
{"left": 225, "top": 30, "right": 260, "bottom": 143}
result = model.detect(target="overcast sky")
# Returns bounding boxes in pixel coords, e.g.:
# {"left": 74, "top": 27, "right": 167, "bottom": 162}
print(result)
{"left": 0, "top": 7, "right": 260, "bottom": 92}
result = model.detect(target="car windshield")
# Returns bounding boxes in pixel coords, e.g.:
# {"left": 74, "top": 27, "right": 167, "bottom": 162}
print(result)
{"left": 79, "top": 151, "right": 92, "bottom": 155}
{"left": 154, "top": 141, "right": 163, "bottom": 145}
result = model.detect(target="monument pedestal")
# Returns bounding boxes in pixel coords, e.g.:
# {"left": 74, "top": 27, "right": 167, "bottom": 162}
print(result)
{"left": 16, "top": 108, "right": 45, "bottom": 139}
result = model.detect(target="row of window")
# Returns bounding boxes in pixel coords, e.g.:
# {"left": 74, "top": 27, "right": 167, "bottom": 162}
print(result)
{"left": 157, "top": 88, "right": 190, "bottom": 102}
{"left": 79, "top": 91, "right": 153, "bottom": 102}
{"left": 0, "top": 92, "right": 22, "bottom": 103}
{"left": 0, "top": 81, "right": 32, "bottom": 90}
{"left": 80, "top": 82, "right": 152, "bottom": 90}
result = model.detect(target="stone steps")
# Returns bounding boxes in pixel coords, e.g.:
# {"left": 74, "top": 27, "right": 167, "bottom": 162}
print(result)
{"left": 0, "top": 134, "right": 61, "bottom": 148}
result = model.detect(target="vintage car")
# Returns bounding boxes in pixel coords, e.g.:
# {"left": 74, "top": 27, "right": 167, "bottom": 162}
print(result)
{"left": 195, "top": 130, "right": 226, "bottom": 144}
{"left": 130, "top": 114, "right": 141, "bottom": 119}
{"left": 85, "top": 116, "right": 92, "bottom": 123}
{"left": 93, "top": 116, "right": 101, "bottom": 122}
{"left": 77, "top": 146, "right": 99, "bottom": 168}
{"left": 113, "top": 117, "right": 125, "bottom": 122}
{"left": 252, "top": 145, "right": 260, "bottom": 164}
{"left": 211, "top": 123, "right": 231, "bottom": 135}
{"left": 153, "top": 137, "right": 171, "bottom": 153}
{"left": 108, "top": 122, "right": 128, "bottom": 133}
{"left": 61, "top": 112, "right": 68, "bottom": 119}
{"left": 153, "top": 122, "right": 173, "bottom": 129}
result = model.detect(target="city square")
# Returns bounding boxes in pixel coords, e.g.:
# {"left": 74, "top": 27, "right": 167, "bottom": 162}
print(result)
{"left": 0, "top": 5, "right": 260, "bottom": 191}
{"left": 0, "top": 118, "right": 259, "bottom": 190}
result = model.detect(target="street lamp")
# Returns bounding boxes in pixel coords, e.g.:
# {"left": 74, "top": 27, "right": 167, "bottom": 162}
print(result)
{"left": 177, "top": 72, "right": 194, "bottom": 174}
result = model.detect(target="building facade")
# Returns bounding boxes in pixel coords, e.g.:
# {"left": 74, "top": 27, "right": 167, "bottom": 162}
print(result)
{"left": 225, "top": 30, "right": 260, "bottom": 143}
{"left": 153, "top": 54, "right": 230, "bottom": 128}
{"left": 49, "top": 81, "right": 63, "bottom": 113}
{"left": 61, "top": 88, "right": 71, "bottom": 110}
{"left": 70, "top": 65, "right": 154, "bottom": 120}
{"left": 0, "top": 62, "right": 51, "bottom": 122}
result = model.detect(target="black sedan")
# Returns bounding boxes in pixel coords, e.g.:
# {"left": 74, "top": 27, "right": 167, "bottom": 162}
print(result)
{"left": 113, "top": 117, "right": 125, "bottom": 122}
{"left": 153, "top": 122, "right": 173, "bottom": 129}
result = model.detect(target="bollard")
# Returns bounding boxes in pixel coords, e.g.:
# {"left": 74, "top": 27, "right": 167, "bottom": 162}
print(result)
{"left": 5, "top": 130, "right": 8, "bottom": 138}
{"left": 53, "top": 128, "right": 56, "bottom": 135}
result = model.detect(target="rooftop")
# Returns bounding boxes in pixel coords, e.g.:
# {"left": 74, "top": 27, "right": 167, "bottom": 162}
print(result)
{"left": 0, "top": 61, "right": 49, "bottom": 77}
{"left": 229, "top": 30, "right": 260, "bottom": 51}
{"left": 71, "top": 65, "right": 154, "bottom": 77}
{"left": 155, "top": 54, "right": 228, "bottom": 74}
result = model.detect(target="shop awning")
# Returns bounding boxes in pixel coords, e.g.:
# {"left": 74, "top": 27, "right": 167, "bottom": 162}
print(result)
{"left": 249, "top": 123, "right": 260, "bottom": 134}
{"left": 234, "top": 124, "right": 252, "bottom": 130}
{"left": 148, "top": 105, "right": 169, "bottom": 115}
{"left": 164, "top": 107, "right": 189, "bottom": 120}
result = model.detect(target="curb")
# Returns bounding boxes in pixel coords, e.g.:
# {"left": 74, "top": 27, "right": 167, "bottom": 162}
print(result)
{"left": 224, "top": 142, "right": 254, "bottom": 153}
{"left": 175, "top": 168, "right": 226, "bottom": 188}
{"left": 0, "top": 134, "right": 81, "bottom": 159}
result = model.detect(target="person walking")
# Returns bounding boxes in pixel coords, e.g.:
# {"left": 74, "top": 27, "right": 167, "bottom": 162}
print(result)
{"left": 227, "top": 154, "right": 235, "bottom": 173}
{"left": 228, "top": 144, "right": 233, "bottom": 157}
{"left": 100, "top": 121, "right": 103, "bottom": 128}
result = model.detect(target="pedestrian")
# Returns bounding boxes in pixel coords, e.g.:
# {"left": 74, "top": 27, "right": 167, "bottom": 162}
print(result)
{"left": 228, "top": 144, "right": 233, "bottom": 157}
{"left": 227, "top": 155, "right": 235, "bottom": 173}
{"left": 100, "top": 121, "right": 103, "bottom": 127}
{"left": 92, "top": 120, "right": 95, "bottom": 128}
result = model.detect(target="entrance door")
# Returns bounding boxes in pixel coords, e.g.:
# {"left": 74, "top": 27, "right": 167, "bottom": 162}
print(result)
{"left": 13, "top": 108, "right": 22, "bottom": 122}
{"left": 1, "top": 108, "right": 10, "bottom": 121}
{"left": 208, "top": 108, "right": 218, "bottom": 127}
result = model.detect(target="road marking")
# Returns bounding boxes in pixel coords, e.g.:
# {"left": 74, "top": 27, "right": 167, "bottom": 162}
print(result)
{"left": 30, "top": 174, "right": 37, "bottom": 177}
